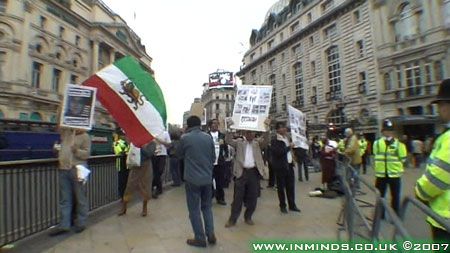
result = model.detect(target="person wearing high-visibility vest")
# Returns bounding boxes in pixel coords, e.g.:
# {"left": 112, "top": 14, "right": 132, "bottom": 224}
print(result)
{"left": 373, "top": 119, "right": 407, "bottom": 214}
{"left": 359, "top": 133, "right": 368, "bottom": 174}
{"left": 415, "top": 79, "right": 450, "bottom": 242}
{"left": 114, "top": 134, "right": 129, "bottom": 200}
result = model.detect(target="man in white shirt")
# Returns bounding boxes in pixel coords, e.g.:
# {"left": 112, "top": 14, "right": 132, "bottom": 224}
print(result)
{"left": 224, "top": 120, "right": 270, "bottom": 227}
{"left": 208, "top": 119, "right": 228, "bottom": 205}
{"left": 151, "top": 130, "right": 171, "bottom": 198}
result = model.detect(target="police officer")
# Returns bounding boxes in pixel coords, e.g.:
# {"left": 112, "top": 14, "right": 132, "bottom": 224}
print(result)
{"left": 373, "top": 119, "right": 407, "bottom": 214}
{"left": 114, "top": 132, "right": 129, "bottom": 200}
{"left": 415, "top": 79, "right": 450, "bottom": 242}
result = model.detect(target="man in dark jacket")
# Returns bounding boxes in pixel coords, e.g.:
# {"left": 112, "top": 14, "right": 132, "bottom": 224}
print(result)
{"left": 178, "top": 116, "right": 216, "bottom": 248}
{"left": 271, "top": 122, "right": 300, "bottom": 213}
{"left": 208, "top": 119, "right": 228, "bottom": 205}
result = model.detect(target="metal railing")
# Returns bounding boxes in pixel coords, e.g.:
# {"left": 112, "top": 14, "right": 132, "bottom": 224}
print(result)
{"left": 0, "top": 155, "right": 174, "bottom": 247}
{"left": 337, "top": 159, "right": 449, "bottom": 242}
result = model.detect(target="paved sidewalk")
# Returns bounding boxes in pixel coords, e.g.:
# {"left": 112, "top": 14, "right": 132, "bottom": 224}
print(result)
{"left": 38, "top": 172, "right": 341, "bottom": 253}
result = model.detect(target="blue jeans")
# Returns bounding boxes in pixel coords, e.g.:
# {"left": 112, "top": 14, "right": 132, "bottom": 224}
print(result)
{"left": 352, "top": 164, "right": 361, "bottom": 189}
{"left": 169, "top": 157, "right": 181, "bottom": 185}
{"left": 185, "top": 182, "right": 214, "bottom": 241}
{"left": 58, "top": 169, "right": 88, "bottom": 229}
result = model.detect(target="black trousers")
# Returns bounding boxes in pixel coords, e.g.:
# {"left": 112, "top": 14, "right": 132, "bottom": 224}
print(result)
{"left": 229, "top": 168, "right": 260, "bottom": 222}
{"left": 213, "top": 164, "right": 226, "bottom": 201}
{"left": 118, "top": 169, "right": 129, "bottom": 199}
{"left": 293, "top": 148, "right": 309, "bottom": 181}
{"left": 267, "top": 161, "right": 275, "bottom": 187}
{"left": 361, "top": 154, "right": 367, "bottom": 174}
{"left": 432, "top": 226, "right": 450, "bottom": 251}
{"left": 275, "top": 164, "right": 296, "bottom": 209}
{"left": 375, "top": 177, "right": 401, "bottom": 214}
{"left": 152, "top": 155, "right": 167, "bottom": 194}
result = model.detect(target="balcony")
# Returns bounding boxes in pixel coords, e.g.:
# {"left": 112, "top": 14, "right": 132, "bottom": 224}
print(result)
{"left": 381, "top": 83, "right": 438, "bottom": 104}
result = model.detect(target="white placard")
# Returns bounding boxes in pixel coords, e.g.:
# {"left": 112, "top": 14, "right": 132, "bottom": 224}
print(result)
{"left": 60, "top": 84, "right": 97, "bottom": 130}
{"left": 288, "top": 105, "right": 309, "bottom": 150}
{"left": 231, "top": 85, "right": 272, "bottom": 131}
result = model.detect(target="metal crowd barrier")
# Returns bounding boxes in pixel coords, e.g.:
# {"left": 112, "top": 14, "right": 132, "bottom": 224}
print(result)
{"left": 0, "top": 155, "right": 174, "bottom": 247}
{"left": 337, "top": 158, "right": 450, "bottom": 242}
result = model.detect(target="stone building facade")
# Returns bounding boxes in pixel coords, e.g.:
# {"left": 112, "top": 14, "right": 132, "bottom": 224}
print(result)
{"left": 200, "top": 84, "right": 235, "bottom": 131}
{"left": 0, "top": 0, "right": 153, "bottom": 128}
{"left": 237, "top": 0, "right": 382, "bottom": 137}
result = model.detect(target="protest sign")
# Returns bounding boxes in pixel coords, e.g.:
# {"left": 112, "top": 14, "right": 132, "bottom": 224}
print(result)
{"left": 231, "top": 85, "right": 272, "bottom": 131}
{"left": 288, "top": 105, "right": 309, "bottom": 150}
{"left": 60, "top": 84, "right": 97, "bottom": 130}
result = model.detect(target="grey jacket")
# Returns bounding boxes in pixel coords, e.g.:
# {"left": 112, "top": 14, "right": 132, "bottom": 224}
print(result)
{"left": 178, "top": 126, "right": 216, "bottom": 186}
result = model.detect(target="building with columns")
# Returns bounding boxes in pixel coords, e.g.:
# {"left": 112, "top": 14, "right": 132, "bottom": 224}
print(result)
{"left": 237, "top": 0, "right": 381, "bottom": 138}
{"left": 0, "top": 0, "right": 153, "bottom": 128}
{"left": 371, "top": 0, "right": 450, "bottom": 137}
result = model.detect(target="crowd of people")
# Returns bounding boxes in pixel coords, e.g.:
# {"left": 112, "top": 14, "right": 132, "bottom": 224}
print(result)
{"left": 47, "top": 80, "right": 450, "bottom": 248}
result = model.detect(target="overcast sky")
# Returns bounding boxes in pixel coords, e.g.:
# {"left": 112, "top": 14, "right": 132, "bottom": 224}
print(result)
{"left": 101, "top": 0, "right": 276, "bottom": 125}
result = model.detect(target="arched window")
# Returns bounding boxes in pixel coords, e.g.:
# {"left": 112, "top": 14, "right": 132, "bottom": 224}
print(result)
{"left": 0, "top": 109, "right": 4, "bottom": 119}
{"left": 30, "top": 112, "right": 42, "bottom": 121}
{"left": 293, "top": 62, "right": 304, "bottom": 106}
{"left": 394, "top": 3, "right": 419, "bottom": 42}
{"left": 327, "top": 46, "right": 341, "bottom": 97}
{"left": 50, "top": 114, "right": 57, "bottom": 123}
{"left": 327, "top": 108, "right": 345, "bottom": 126}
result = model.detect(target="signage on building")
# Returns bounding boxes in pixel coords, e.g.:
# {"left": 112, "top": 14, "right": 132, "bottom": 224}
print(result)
{"left": 60, "top": 84, "right": 97, "bottom": 130}
{"left": 288, "top": 105, "right": 309, "bottom": 150}
{"left": 208, "top": 70, "right": 234, "bottom": 89}
{"left": 231, "top": 85, "right": 272, "bottom": 131}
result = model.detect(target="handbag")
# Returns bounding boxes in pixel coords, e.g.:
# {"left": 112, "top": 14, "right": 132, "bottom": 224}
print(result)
{"left": 126, "top": 143, "right": 141, "bottom": 167}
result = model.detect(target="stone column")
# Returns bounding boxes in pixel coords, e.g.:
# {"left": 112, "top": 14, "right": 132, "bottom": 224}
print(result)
{"left": 109, "top": 48, "right": 115, "bottom": 64}
{"left": 92, "top": 40, "right": 99, "bottom": 73}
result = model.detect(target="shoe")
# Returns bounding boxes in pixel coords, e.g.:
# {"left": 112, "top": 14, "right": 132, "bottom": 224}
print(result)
{"left": 49, "top": 227, "right": 70, "bottom": 236}
{"left": 217, "top": 200, "right": 227, "bottom": 205}
{"left": 208, "top": 234, "right": 217, "bottom": 245}
{"left": 74, "top": 226, "right": 86, "bottom": 233}
{"left": 225, "top": 220, "right": 236, "bottom": 228}
{"left": 289, "top": 207, "right": 301, "bottom": 212}
{"left": 280, "top": 207, "right": 288, "bottom": 213}
{"left": 186, "top": 239, "right": 207, "bottom": 248}
{"left": 244, "top": 219, "right": 254, "bottom": 225}
{"left": 152, "top": 193, "right": 158, "bottom": 199}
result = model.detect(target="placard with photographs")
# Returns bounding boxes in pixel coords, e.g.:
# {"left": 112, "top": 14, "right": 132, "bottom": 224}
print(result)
{"left": 60, "top": 84, "right": 97, "bottom": 130}
{"left": 288, "top": 105, "right": 309, "bottom": 150}
{"left": 231, "top": 85, "right": 272, "bottom": 131}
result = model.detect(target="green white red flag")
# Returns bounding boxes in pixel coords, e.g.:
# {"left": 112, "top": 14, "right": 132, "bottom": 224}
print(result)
{"left": 82, "top": 56, "right": 167, "bottom": 147}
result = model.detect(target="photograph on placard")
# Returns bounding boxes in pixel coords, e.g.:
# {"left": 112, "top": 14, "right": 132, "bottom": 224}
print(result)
{"left": 259, "top": 105, "right": 267, "bottom": 114}
{"left": 251, "top": 105, "right": 259, "bottom": 114}
{"left": 235, "top": 104, "right": 243, "bottom": 114}
{"left": 258, "top": 88, "right": 271, "bottom": 104}
{"left": 238, "top": 95, "right": 248, "bottom": 103}
{"left": 242, "top": 104, "right": 251, "bottom": 114}
{"left": 60, "top": 84, "right": 97, "bottom": 130}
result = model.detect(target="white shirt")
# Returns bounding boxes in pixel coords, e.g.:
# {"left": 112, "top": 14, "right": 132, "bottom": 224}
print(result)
{"left": 155, "top": 131, "right": 171, "bottom": 156}
{"left": 211, "top": 131, "right": 220, "bottom": 165}
{"left": 243, "top": 141, "right": 256, "bottom": 168}
{"left": 277, "top": 134, "right": 293, "bottom": 164}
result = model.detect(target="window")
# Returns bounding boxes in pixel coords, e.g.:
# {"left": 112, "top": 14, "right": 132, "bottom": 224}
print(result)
{"left": 311, "top": 61, "right": 316, "bottom": 76}
{"left": 321, "top": 0, "right": 334, "bottom": 13}
{"left": 353, "top": 10, "right": 361, "bottom": 24}
{"left": 70, "top": 74, "right": 78, "bottom": 84}
{"left": 267, "top": 40, "right": 274, "bottom": 50}
{"left": 19, "top": 113, "right": 29, "bottom": 121}
{"left": 444, "top": 0, "right": 450, "bottom": 27}
{"left": 327, "top": 108, "right": 346, "bottom": 126}
{"left": 307, "top": 13, "right": 312, "bottom": 24}
{"left": 324, "top": 24, "right": 337, "bottom": 40}
{"left": 215, "top": 96, "right": 219, "bottom": 100}
{"left": 226, "top": 94, "right": 229, "bottom": 100}
{"left": 291, "top": 43, "right": 302, "bottom": 56}
{"left": 394, "top": 3, "right": 419, "bottom": 42}
{"left": 73, "top": 59, "right": 78, "bottom": 67}
{"left": 282, "top": 74, "right": 286, "bottom": 86}
{"left": 56, "top": 52, "right": 61, "bottom": 60}
{"left": 35, "top": 44, "right": 42, "bottom": 53}
{"left": 309, "top": 36, "right": 314, "bottom": 47}
{"left": 358, "top": 71, "right": 367, "bottom": 94}
{"left": 384, "top": 72, "right": 392, "bottom": 91}
{"left": 0, "top": 0, "right": 6, "bottom": 12}
{"left": 0, "top": 51, "right": 5, "bottom": 81}
{"left": 52, "top": 68, "right": 61, "bottom": 92}
{"left": 40, "top": 16, "right": 47, "bottom": 29}
{"left": 30, "top": 112, "right": 42, "bottom": 122}
{"left": 0, "top": 110, "right": 3, "bottom": 119}
{"left": 59, "top": 26, "right": 65, "bottom": 39}
{"left": 75, "top": 35, "right": 80, "bottom": 46}
{"left": 291, "top": 21, "right": 300, "bottom": 33}
{"left": 251, "top": 70, "right": 256, "bottom": 82}
{"left": 396, "top": 67, "right": 403, "bottom": 88}
{"left": 279, "top": 32, "right": 284, "bottom": 41}
{"left": 250, "top": 53, "right": 255, "bottom": 61}
{"left": 293, "top": 62, "right": 304, "bottom": 106}
{"left": 268, "top": 59, "right": 275, "bottom": 70}
{"left": 312, "top": 86, "right": 317, "bottom": 96}
{"left": 31, "top": 61, "right": 42, "bottom": 88}
{"left": 270, "top": 74, "right": 277, "bottom": 112}
{"left": 215, "top": 104, "right": 219, "bottom": 110}
{"left": 281, "top": 52, "right": 285, "bottom": 62}
{"left": 434, "top": 61, "right": 444, "bottom": 81}
{"left": 327, "top": 46, "right": 341, "bottom": 97}
{"left": 356, "top": 40, "right": 364, "bottom": 58}
{"left": 405, "top": 62, "right": 422, "bottom": 96}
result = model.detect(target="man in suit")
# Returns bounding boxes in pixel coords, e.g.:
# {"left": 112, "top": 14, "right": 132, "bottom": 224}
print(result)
{"left": 208, "top": 119, "right": 228, "bottom": 205}
{"left": 224, "top": 119, "right": 270, "bottom": 227}
{"left": 271, "top": 122, "right": 301, "bottom": 213}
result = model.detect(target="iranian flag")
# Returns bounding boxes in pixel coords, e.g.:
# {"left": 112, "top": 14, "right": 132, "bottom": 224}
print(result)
{"left": 82, "top": 56, "right": 166, "bottom": 147}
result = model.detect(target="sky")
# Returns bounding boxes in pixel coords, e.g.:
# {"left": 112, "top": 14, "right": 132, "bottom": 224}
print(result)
{"left": 101, "top": 0, "right": 276, "bottom": 125}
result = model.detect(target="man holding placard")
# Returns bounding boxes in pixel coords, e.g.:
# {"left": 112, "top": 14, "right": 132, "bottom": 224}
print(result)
{"left": 50, "top": 84, "right": 95, "bottom": 236}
